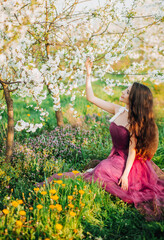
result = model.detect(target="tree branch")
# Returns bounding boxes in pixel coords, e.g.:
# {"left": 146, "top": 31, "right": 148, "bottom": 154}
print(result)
{"left": 9, "top": 87, "right": 19, "bottom": 93}
{"left": 0, "top": 78, "right": 21, "bottom": 85}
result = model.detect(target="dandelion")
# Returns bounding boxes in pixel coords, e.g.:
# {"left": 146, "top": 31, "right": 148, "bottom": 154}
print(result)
{"left": 68, "top": 203, "right": 74, "bottom": 208}
{"left": 87, "top": 105, "right": 90, "bottom": 108}
{"left": 45, "top": 238, "right": 50, "bottom": 240}
{"left": 70, "top": 211, "right": 76, "bottom": 217}
{"left": 11, "top": 201, "right": 19, "bottom": 208}
{"left": 41, "top": 191, "right": 47, "bottom": 195}
{"left": 17, "top": 200, "right": 23, "bottom": 204}
{"left": 55, "top": 223, "right": 63, "bottom": 230}
{"left": 29, "top": 207, "right": 33, "bottom": 210}
{"left": 89, "top": 190, "right": 91, "bottom": 193}
{"left": 37, "top": 204, "right": 43, "bottom": 210}
{"left": 49, "top": 205, "right": 56, "bottom": 210}
{"left": 79, "top": 190, "right": 85, "bottom": 195}
{"left": 34, "top": 188, "right": 39, "bottom": 192}
{"left": 62, "top": 184, "right": 66, "bottom": 187}
{"left": 56, "top": 180, "right": 63, "bottom": 184}
{"left": 19, "top": 210, "right": 26, "bottom": 216}
{"left": 16, "top": 220, "right": 23, "bottom": 227}
{"left": 55, "top": 204, "right": 62, "bottom": 212}
{"left": 51, "top": 195, "right": 59, "bottom": 201}
{"left": 57, "top": 173, "right": 63, "bottom": 176}
{"left": 74, "top": 229, "right": 78, "bottom": 233}
{"left": 2, "top": 209, "right": 9, "bottom": 215}
{"left": 27, "top": 114, "right": 31, "bottom": 117}
{"left": 49, "top": 189, "right": 56, "bottom": 194}
{"left": 80, "top": 202, "right": 85, "bottom": 207}
{"left": 97, "top": 113, "right": 101, "bottom": 116}
{"left": 68, "top": 196, "right": 73, "bottom": 200}
{"left": 72, "top": 170, "right": 79, "bottom": 175}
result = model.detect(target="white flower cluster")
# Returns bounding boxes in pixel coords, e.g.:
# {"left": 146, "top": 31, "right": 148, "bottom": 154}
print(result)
{"left": 0, "top": 0, "right": 163, "bottom": 132}
{"left": 15, "top": 120, "right": 43, "bottom": 133}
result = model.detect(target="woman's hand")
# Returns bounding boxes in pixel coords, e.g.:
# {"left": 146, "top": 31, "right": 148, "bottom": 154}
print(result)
{"left": 118, "top": 174, "right": 128, "bottom": 191}
{"left": 85, "top": 57, "right": 93, "bottom": 76}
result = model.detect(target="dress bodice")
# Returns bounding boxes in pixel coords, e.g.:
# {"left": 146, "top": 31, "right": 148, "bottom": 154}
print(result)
{"left": 109, "top": 122, "right": 130, "bottom": 150}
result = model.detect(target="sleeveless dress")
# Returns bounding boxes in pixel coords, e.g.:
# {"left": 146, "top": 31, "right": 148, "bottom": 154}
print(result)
{"left": 38, "top": 108, "right": 164, "bottom": 221}
{"left": 83, "top": 121, "right": 164, "bottom": 221}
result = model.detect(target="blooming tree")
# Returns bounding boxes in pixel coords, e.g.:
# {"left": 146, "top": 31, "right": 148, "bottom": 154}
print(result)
{"left": 0, "top": 0, "right": 163, "bottom": 161}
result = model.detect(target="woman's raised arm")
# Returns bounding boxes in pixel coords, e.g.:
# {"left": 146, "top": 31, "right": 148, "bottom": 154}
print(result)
{"left": 85, "top": 58, "right": 120, "bottom": 115}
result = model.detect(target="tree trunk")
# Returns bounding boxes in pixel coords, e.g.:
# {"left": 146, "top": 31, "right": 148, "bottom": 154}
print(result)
{"left": 56, "top": 109, "right": 64, "bottom": 127}
{"left": 2, "top": 83, "right": 14, "bottom": 162}
{"left": 45, "top": 3, "right": 64, "bottom": 128}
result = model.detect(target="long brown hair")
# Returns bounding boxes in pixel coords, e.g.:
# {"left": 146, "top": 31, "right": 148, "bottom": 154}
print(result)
{"left": 128, "top": 82, "right": 158, "bottom": 159}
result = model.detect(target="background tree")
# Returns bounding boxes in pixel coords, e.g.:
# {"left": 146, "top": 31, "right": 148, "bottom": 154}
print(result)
{"left": 0, "top": 0, "right": 163, "bottom": 161}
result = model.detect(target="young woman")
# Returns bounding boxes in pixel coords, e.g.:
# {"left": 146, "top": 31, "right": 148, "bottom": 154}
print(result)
{"left": 37, "top": 58, "right": 164, "bottom": 221}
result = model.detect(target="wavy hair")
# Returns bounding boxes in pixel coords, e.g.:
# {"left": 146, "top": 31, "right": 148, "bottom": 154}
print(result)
{"left": 128, "top": 82, "right": 158, "bottom": 159}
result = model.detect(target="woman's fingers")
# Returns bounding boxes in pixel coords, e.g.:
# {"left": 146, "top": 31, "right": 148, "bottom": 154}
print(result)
{"left": 118, "top": 178, "right": 128, "bottom": 191}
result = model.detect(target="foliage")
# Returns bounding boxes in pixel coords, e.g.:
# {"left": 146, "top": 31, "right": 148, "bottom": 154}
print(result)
{"left": 0, "top": 0, "right": 164, "bottom": 132}
{"left": 0, "top": 113, "right": 164, "bottom": 239}
{"left": 0, "top": 176, "right": 164, "bottom": 239}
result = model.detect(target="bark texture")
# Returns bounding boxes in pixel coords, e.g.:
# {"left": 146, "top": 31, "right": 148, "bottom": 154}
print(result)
{"left": 1, "top": 83, "right": 14, "bottom": 162}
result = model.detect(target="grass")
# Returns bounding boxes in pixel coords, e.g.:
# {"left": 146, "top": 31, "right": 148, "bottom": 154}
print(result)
{"left": 0, "top": 79, "right": 164, "bottom": 239}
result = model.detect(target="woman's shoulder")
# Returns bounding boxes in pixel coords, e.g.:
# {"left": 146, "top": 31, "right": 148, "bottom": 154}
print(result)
{"left": 114, "top": 105, "right": 125, "bottom": 114}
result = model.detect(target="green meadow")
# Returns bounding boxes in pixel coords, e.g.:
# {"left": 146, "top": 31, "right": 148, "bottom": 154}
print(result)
{"left": 0, "top": 78, "right": 164, "bottom": 239}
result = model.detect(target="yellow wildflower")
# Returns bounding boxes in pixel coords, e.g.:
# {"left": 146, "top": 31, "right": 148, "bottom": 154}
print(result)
{"left": 97, "top": 113, "right": 101, "bottom": 116}
{"left": 2, "top": 209, "right": 9, "bottom": 215}
{"left": 55, "top": 223, "right": 63, "bottom": 230}
{"left": 70, "top": 211, "right": 76, "bottom": 217}
{"left": 11, "top": 201, "right": 19, "bottom": 208}
{"left": 55, "top": 204, "right": 62, "bottom": 212}
{"left": 34, "top": 188, "right": 39, "bottom": 192}
{"left": 27, "top": 114, "right": 30, "bottom": 117}
{"left": 41, "top": 191, "right": 47, "bottom": 195}
{"left": 87, "top": 105, "right": 90, "bottom": 108}
{"left": 45, "top": 238, "right": 50, "bottom": 240}
{"left": 37, "top": 204, "right": 43, "bottom": 210}
{"left": 49, "top": 189, "right": 56, "bottom": 194}
{"left": 79, "top": 190, "right": 85, "bottom": 195}
{"left": 49, "top": 205, "right": 56, "bottom": 210}
{"left": 72, "top": 170, "right": 79, "bottom": 175}
{"left": 62, "top": 184, "right": 66, "bottom": 187}
{"left": 51, "top": 195, "right": 59, "bottom": 201}
{"left": 80, "top": 202, "right": 85, "bottom": 207}
{"left": 19, "top": 210, "right": 26, "bottom": 216}
{"left": 68, "top": 203, "right": 74, "bottom": 208}
{"left": 29, "top": 207, "right": 33, "bottom": 211}
{"left": 56, "top": 180, "right": 63, "bottom": 184}
{"left": 16, "top": 220, "right": 23, "bottom": 227}
{"left": 89, "top": 190, "right": 91, "bottom": 193}
{"left": 74, "top": 229, "right": 78, "bottom": 233}
{"left": 68, "top": 196, "right": 73, "bottom": 200}
{"left": 57, "top": 173, "right": 63, "bottom": 176}
{"left": 17, "top": 200, "right": 23, "bottom": 204}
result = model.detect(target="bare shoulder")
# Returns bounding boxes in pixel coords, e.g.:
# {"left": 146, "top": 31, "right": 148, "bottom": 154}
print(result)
{"left": 114, "top": 104, "right": 124, "bottom": 114}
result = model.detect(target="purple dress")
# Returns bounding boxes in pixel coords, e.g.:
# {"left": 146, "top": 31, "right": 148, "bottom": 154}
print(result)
{"left": 44, "top": 122, "right": 164, "bottom": 221}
